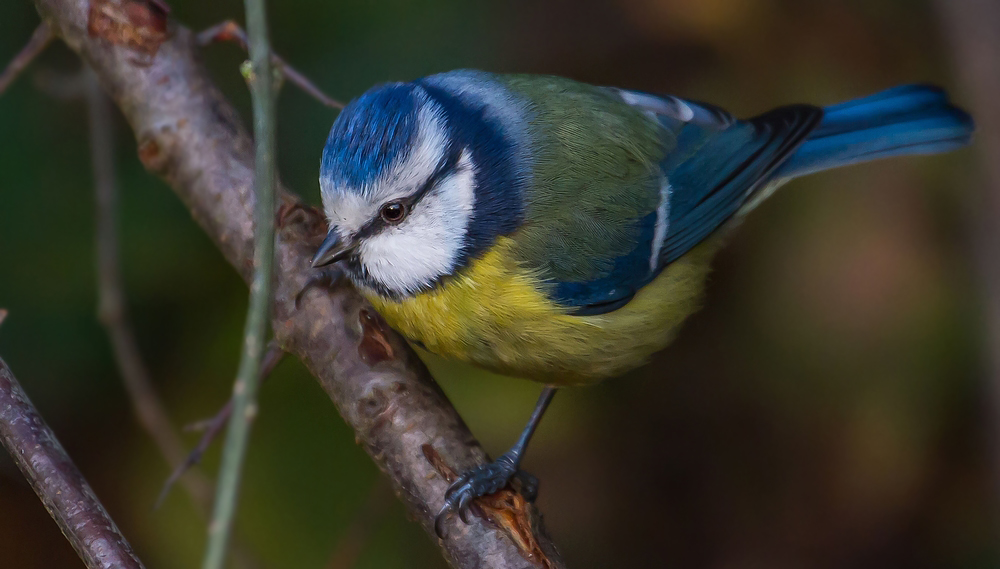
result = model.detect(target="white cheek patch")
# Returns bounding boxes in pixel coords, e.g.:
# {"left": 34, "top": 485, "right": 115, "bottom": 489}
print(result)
{"left": 358, "top": 152, "right": 477, "bottom": 296}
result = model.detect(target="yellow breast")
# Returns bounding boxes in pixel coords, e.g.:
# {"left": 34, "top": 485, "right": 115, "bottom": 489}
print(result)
{"left": 362, "top": 236, "right": 721, "bottom": 385}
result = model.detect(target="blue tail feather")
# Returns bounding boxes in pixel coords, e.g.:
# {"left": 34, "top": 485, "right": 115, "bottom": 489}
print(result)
{"left": 776, "top": 84, "right": 974, "bottom": 178}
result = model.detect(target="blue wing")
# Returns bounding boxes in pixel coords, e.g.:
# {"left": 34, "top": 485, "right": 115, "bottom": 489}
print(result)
{"left": 655, "top": 102, "right": 822, "bottom": 264}
{"left": 562, "top": 90, "right": 822, "bottom": 315}
{"left": 562, "top": 84, "right": 973, "bottom": 315}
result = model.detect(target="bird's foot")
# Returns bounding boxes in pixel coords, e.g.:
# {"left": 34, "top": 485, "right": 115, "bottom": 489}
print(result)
{"left": 434, "top": 453, "right": 537, "bottom": 537}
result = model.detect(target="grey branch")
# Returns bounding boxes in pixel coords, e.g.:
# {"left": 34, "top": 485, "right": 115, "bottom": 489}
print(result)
{"left": 197, "top": 20, "right": 345, "bottom": 109}
{"left": 0, "top": 22, "right": 53, "bottom": 94}
{"left": 31, "top": 0, "right": 566, "bottom": 567}
{"left": 0, "top": 357, "right": 146, "bottom": 569}
{"left": 86, "top": 67, "right": 217, "bottom": 515}
{"left": 85, "top": 64, "right": 264, "bottom": 569}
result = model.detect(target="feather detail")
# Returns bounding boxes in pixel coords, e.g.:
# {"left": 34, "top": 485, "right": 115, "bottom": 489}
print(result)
{"left": 776, "top": 84, "right": 974, "bottom": 178}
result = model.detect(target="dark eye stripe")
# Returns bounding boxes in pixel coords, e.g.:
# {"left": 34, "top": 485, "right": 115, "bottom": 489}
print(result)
{"left": 354, "top": 144, "right": 464, "bottom": 239}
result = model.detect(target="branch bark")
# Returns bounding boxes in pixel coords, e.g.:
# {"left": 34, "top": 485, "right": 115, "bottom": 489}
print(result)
{"left": 83, "top": 64, "right": 262, "bottom": 569}
{"left": 31, "top": 1, "right": 566, "bottom": 567}
{"left": 0, "top": 356, "right": 146, "bottom": 569}
{"left": 87, "top": 66, "right": 217, "bottom": 515}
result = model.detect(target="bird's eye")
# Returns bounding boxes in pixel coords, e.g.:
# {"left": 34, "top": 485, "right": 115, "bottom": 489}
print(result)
{"left": 379, "top": 202, "right": 407, "bottom": 224}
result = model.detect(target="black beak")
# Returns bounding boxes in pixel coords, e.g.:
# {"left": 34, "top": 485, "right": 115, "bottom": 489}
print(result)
{"left": 311, "top": 231, "right": 354, "bottom": 267}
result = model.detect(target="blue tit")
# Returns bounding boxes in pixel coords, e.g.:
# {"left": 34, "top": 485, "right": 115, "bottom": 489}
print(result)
{"left": 310, "top": 70, "right": 974, "bottom": 533}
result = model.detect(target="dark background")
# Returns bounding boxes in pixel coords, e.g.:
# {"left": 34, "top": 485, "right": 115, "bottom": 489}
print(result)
{"left": 1, "top": 0, "right": 997, "bottom": 567}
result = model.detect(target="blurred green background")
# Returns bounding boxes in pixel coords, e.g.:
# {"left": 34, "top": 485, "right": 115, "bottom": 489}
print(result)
{"left": 1, "top": 0, "right": 996, "bottom": 567}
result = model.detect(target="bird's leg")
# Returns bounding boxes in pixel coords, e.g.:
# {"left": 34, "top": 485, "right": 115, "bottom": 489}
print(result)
{"left": 435, "top": 386, "right": 557, "bottom": 537}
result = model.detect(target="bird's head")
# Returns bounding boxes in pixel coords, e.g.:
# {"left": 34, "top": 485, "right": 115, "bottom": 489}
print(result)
{"left": 313, "top": 78, "right": 524, "bottom": 298}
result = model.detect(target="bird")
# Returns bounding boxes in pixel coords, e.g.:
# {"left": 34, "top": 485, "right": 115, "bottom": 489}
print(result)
{"left": 310, "top": 70, "right": 974, "bottom": 535}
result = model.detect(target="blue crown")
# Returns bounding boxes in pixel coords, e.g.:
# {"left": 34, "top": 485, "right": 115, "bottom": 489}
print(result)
{"left": 321, "top": 82, "right": 420, "bottom": 190}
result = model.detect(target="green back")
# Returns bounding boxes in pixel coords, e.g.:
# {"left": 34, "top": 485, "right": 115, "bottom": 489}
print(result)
{"left": 499, "top": 75, "right": 668, "bottom": 283}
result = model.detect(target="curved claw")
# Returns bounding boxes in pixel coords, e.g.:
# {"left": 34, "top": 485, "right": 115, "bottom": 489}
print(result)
{"left": 434, "top": 504, "right": 451, "bottom": 539}
{"left": 457, "top": 491, "right": 473, "bottom": 524}
{"left": 443, "top": 473, "right": 469, "bottom": 501}
{"left": 433, "top": 455, "right": 532, "bottom": 539}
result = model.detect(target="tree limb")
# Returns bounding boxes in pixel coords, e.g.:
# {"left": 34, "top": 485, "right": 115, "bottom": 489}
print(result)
{"left": 81, "top": 63, "right": 261, "bottom": 569}
{"left": 87, "top": 66, "right": 217, "bottom": 516}
{"left": 31, "top": 0, "right": 566, "bottom": 567}
{"left": 0, "top": 356, "right": 146, "bottom": 569}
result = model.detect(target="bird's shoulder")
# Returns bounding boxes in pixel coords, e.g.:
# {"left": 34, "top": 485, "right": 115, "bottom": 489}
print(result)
{"left": 493, "top": 75, "right": 672, "bottom": 304}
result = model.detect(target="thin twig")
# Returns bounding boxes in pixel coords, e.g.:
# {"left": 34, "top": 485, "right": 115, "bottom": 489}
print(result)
{"left": 157, "top": 341, "right": 284, "bottom": 509}
{"left": 326, "top": 477, "right": 397, "bottom": 569}
{"left": 0, "top": 356, "right": 146, "bottom": 569}
{"left": 86, "top": 67, "right": 216, "bottom": 514}
{"left": 0, "top": 22, "right": 53, "bottom": 95}
{"left": 198, "top": 20, "right": 344, "bottom": 109}
{"left": 201, "top": 0, "right": 279, "bottom": 567}
{"left": 83, "top": 67, "right": 263, "bottom": 569}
